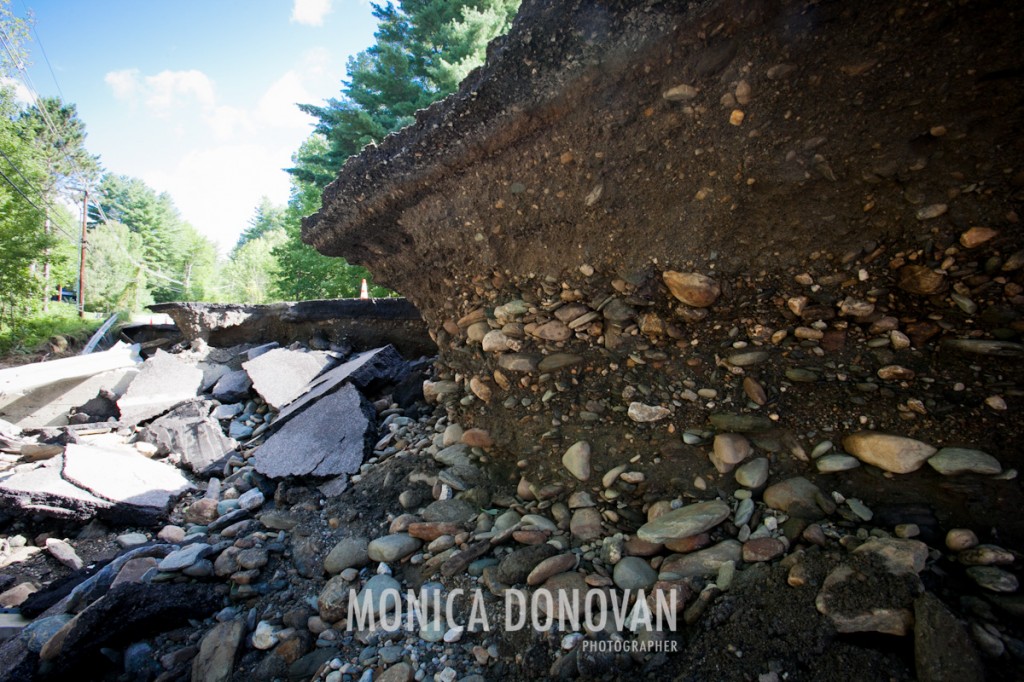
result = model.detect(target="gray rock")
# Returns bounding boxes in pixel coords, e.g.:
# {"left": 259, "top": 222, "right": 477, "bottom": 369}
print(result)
{"left": 352, "top": 574, "right": 402, "bottom": 619}
{"left": 569, "top": 508, "right": 603, "bottom": 542}
{"left": 965, "top": 566, "right": 1019, "bottom": 593}
{"left": 637, "top": 500, "right": 730, "bottom": 543}
{"left": 734, "top": 457, "right": 769, "bottom": 488}
{"left": 367, "top": 534, "right": 422, "bottom": 562}
{"left": 117, "top": 350, "right": 203, "bottom": 425}
{"left": 138, "top": 401, "right": 240, "bottom": 476}
{"left": 192, "top": 619, "right": 246, "bottom": 682}
{"left": 927, "top": 448, "right": 1001, "bottom": 476}
{"left": 763, "top": 477, "right": 831, "bottom": 519}
{"left": 660, "top": 540, "right": 742, "bottom": 578}
{"left": 627, "top": 402, "right": 671, "bottom": 422}
{"left": 562, "top": 441, "right": 591, "bottom": 481}
{"left": 211, "top": 370, "right": 252, "bottom": 403}
{"left": 20, "top": 614, "right": 72, "bottom": 653}
{"left": 253, "top": 384, "right": 374, "bottom": 478}
{"left": 243, "top": 348, "right": 335, "bottom": 409}
{"left": 711, "top": 434, "right": 752, "bottom": 473}
{"left": 816, "top": 454, "right": 860, "bottom": 473}
{"left": 434, "top": 444, "right": 472, "bottom": 467}
{"left": 843, "top": 431, "right": 936, "bottom": 474}
{"left": 498, "top": 544, "right": 558, "bottom": 584}
{"left": 245, "top": 342, "right": 279, "bottom": 360}
{"left": 324, "top": 537, "right": 370, "bottom": 574}
{"left": 914, "top": 592, "right": 983, "bottom": 682}
{"left": 612, "top": 556, "right": 657, "bottom": 591}
{"left": 211, "top": 403, "right": 244, "bottom": 420}
{"left": 228, "top": 421, "right": 253, "bottom": 440}
{"left": 159, "top": 543, "right": 212, "bottom": 571}
{"left": 272, "top": 345, "right": 405, "bottom": 428}
{"left": 422, "top": 499, "right": 477, "bottom": 524}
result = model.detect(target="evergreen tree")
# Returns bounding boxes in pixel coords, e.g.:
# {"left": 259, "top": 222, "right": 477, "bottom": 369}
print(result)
{"left": 235, "top": 197, "right": 287, "bottom": 254}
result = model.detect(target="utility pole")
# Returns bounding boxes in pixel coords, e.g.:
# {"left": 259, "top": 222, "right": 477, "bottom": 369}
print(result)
{"left": 78, "top": 190, "right": 87, "bottom": 318}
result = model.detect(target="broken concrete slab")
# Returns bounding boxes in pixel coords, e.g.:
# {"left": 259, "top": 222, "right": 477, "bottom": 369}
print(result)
{"left": 273, "top": 345, "right": 405, "bottom": 429}
{"left": 211, "top": 369, "right": 252, "bottom": 403}
{"left": 242, "top": 348, "right": 335, "bottom": 410}
{"left": 61, "top": 442, "right": 195, "bottom": 525}
{"left": 253, "top": 383, "right": 374, "bottom": 478}
{"left": 0, "top": 342, "right": 141, "bottom": 398}
{"left": 0, "top": 367, "right": 138, "bottom": 430}
{"left": 137, "top": 401, "right": 239, "bottom": 476}
{"left": 116, "top": 350, "right": 203, "bottom": 425}
{"left": 0, "top": 457, "right": 110, "bottom": 521}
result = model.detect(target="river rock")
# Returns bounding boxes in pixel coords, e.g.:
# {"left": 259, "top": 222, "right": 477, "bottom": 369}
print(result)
{"left": 927, "top": 448, "right": 1001, "bottom": 476}
{"left": 710, "top": 434, "right": 752, "bottom": 473}
{"left": 763, "top": 477, "right": 830, "bottom": 519}
{"left": 613, "top": 556, "right": 657, "bottom": 591}
{"left": 660, "top": 540, "right": 742, "bottom": 578}
{"left": 192, "top": 619, "right": 246, "bottom": 682}
{"left": 734, "top": 457, "right": 769, "bottom": 488}
{"left": 637, "top": 500, "right": 730, "bottom": 543}
{"left": 898, "top": 265, "right": 945, "bottom": 295}
{"left": 324, "top": 537, "right": 369, "bottom": 574}
{"left": 367, "top": 534, "right": 422, "bottom": 563}
{"left": 663, "top": 271, "right": 720, "bottom": 307}
{"left": 965, "top": 566, "right": 1018, "bottom": 593}
{"left": 570, "top": 508, "right": 603, "bottom": 542}
{"left": 527, "top": 553, "right": 577, "bottom": 586}
{"left": 497, "top": 544, "right": 558, "bottom": 584}
{"left": 627, "top": 402, "right": 671, "bottom": 422}
{"left": 843, "top": 432, "right": 936, "bottom": 474}
{"left": 562, "top": 441, "right": 591, "bottom": 481}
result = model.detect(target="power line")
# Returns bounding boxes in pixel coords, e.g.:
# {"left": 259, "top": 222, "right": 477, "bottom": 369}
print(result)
{"left": 17, "top": 1, "right": 65, "bottom": 103}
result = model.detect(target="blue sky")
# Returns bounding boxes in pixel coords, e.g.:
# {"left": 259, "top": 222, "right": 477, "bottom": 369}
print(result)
{"left": 10, "top": 0, "right": 379, "bottom": 253}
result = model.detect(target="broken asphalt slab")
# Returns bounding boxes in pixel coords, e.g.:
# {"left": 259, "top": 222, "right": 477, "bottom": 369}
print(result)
{"left": 0, "top": 441, "right": 194, "bottom": 525}
{"left": 116, "top": 350, "right": 203, "bottom": 425}
{"left": 241, "top": 348, "right": 335, "bottom": 410}
{"left": 253, "top": 383, "right": 375, "bottom": 478}
{"left": 272, "top": 345, "right": 405, "bottom": 430}
{"left": 137, "top": 400, "right": 240, "bottom": 476}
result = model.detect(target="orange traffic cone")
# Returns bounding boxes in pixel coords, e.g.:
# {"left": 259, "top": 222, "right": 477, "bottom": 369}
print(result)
{"left": 360, "top": 279, "right": 369, "bottom": 299}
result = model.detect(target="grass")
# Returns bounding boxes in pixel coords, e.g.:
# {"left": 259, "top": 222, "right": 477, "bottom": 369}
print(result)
{"left": 0, "top": 303, "right": 106, "bottom": 356}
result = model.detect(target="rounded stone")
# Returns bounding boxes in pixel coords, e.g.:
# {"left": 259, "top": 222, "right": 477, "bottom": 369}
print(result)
{"left": 663, "top": 271, "right": 721, "bottom": 307}
{"left": 562, "top": 441, "right": 592, "bottom": 481}
{"left": 945, "top": 528, "right": 979, "bottom": 552}
{"left": 637, "top": 500, "right": 730, "bottom": 544}
{"left": 324, "top": 537, "right": 370, "bottom": 574}
{"left": 927, "top": 448, "right": 1001, "bottom": 476}
{"left": 734, "top": 457, "right": 769, "bottom": 488}
{"left": 843, "top": 431, "right": 936, "bottom": 474}
{"left": 612, "top": 556, "right": 657, "bottom": 591}
{"left": 367, "top": 534, "right": 422, "bottom": 563}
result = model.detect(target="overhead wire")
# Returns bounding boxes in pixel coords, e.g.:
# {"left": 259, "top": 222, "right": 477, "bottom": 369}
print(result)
{"left": 0, "top": 146, "right": 79, "bottom": 240}
{"left": 17, "top": 0, "right": 65, "bottom": 103}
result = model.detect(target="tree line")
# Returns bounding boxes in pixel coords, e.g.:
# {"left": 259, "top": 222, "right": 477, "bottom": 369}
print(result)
{"left": 0, "top": 0, "right": 519, "bottom": 338}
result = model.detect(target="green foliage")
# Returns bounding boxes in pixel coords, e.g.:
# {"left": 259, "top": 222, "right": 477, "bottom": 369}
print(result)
{"left": 291, "top": 0, "right": 520, "bottom": 185}
{"left": 235, "top": 197, "right": 287, "bottom": 254}
{"left": 271, "top": 137, "right": 393, "bottom": 300}
{"left": 83, "top": 220, "right": 152, "bottom": 313}
{"left": 221, "top": 228, "right": 287, "bottom": 304}
{"left": 0, "top": 0, "right": 30, "bottom": 80}
{"left": 277, "top": 1, "right": 519, "bottom": 299}
{"left": 0, "top": 303, "right": 101, "bottom": 355}
{"left": 0, "top": 86, "right": 58, "bottom": 331}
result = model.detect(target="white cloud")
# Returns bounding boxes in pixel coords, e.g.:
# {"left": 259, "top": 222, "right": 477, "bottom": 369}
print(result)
{"left": 106, "top": 68, "right": 217, "bottom": 117}
{"left": 101, "top": 54, "right": 332, "bottom": 252}
{"left": 0, "top": 76, "right": 35, "bottom": 105}
{"left": 103, "top": 69, "right": 140, "bottom": 101}
{"left": 290, "top": 0, "right": 333, "bottom": 26}
{"left": 145, "top": 143, "right": 295, "bottom": 254}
